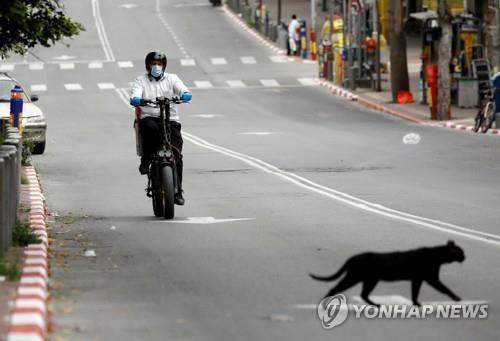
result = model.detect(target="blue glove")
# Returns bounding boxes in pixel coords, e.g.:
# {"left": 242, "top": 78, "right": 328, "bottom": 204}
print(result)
{"left": 180, "top": 92, "right": 192, "bottom": 102}
{"left": 130, "top": 97, "right": 141, "bottom": 106}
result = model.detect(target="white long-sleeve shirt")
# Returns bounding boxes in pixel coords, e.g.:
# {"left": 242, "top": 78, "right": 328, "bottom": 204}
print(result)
{"left": 131, "top": 73, "right": 189, "bottom": 122}
{"left": 288, "top": 19, "right": 300, "bottom": 41}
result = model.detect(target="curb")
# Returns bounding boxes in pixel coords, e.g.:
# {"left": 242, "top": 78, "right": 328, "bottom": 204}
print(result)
{"left": 222, "top": 5, "right": 316, "bottom": 64}
{"left": 7, "top": 166, "right": 49, "bottom": 341}
{"left": 319, "top": 80, "right": 500, "bottom": 135}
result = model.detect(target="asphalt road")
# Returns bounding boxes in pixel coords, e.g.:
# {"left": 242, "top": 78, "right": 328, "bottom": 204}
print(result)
{"left": 4, "top": 0, "right": 500, "bottom": 340}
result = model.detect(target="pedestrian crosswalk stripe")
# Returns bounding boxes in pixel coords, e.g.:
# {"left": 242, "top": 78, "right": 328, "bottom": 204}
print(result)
{"left": 210, "top": 58, "right": 227, "bottom": 65}
{"left": 29, "top": 63, "right": 44, "bottom": 71}
{"left": 260, "top": 79, "right": 280, "bottom": 87}
{"left": 269, "top": 55, "right": 287, "bottom": 63}
{"left": 0, "top": 64, "right": 15, "bottom": 71}
{"left": 241, "top": 56, "right": 257, "bottom": 64}
{"left": 59, "top": 63, "right": 75, "bottom": 70}
{"left": 118, "top": 61, "right": 134, "bottom": 68}
{"left": 194, "top": 81, "right": 213, "bottom": 88}
{"left": 88, "top": 62, "right": 103, "bottom": 69}
{"left": 180, "top": 59, "right": 196, "bottom": 66}
{"left": 297, "top": 78, "right": 319, "bottom": 86}
{"left": 30, "top": 85, "right": 47, "bottom": 92}
{"left": 97, "top": 82, "right": 116, "bottom": 90}
{"left": 226, "top": 80, "right": 246, "bottom": 88}
{"left": 64, "top": 83, "right": 83, "bottom": 91}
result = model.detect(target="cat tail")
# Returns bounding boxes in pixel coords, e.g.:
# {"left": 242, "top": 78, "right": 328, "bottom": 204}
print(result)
{"left": 309, "top": 263, "right": 348, "bottom": 282}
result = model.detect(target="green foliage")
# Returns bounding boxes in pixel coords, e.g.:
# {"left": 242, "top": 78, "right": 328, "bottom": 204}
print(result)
{"left": 13, "top": 221, "right": 41, "bottom": 246}
{"left": 0, "top": 260, "right": 21, "bottom": 281}
{"left": 22, "top": 136, "right": 34, "bottom": 166}
{"left": 21, "top": 173, "right": 28, "bottom": 185}
{"left": 0, "top": 0, "right": 85, "bottom": 58}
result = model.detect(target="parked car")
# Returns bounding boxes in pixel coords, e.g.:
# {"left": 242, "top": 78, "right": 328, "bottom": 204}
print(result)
{"left": 0, "top": 73, "right": 46, "bottom": 154}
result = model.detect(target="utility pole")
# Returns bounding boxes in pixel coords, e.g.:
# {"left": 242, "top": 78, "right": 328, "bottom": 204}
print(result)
{"left": 437, "top": 0, "right": 452, "bottom": 120}
{"left": 311, "top": 0, "right": 317, "bottom": 31}
{"left": 278, "top": 0, "right": 282, "bottom": 25}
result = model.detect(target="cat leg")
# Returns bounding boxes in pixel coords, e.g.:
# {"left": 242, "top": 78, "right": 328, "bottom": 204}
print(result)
{"left": 426, "top": 279, "right": 461, "bottom": 301}
{"left": 361, "top": 280, "right": 379, "bottom": 307}
{"left": 411, "top": 280, "right": 423, "bottom": 306}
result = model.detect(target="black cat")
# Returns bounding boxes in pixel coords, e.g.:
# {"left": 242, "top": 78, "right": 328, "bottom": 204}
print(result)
{"left": 310, "top": 241, "right": 465, "bottom": 306}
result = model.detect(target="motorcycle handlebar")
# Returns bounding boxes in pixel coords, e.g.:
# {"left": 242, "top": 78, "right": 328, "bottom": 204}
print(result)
{"left": 139, "top": 97, "right": 182, "bottom": 106}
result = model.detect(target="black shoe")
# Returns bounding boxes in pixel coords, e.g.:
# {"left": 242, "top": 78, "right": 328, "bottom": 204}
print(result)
{"left": 139, "top": 162, "right": 149, "bottom": 175}
{"left": 174, "top": 191, "right": 185, "bottom": 205}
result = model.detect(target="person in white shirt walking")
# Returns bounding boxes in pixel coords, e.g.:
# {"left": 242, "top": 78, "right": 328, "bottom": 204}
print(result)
{"left": 288, "top": 14, "right": 300, "bottom": 56}
{"left": 130, "top": 51, "right": 192, "bottom": 205}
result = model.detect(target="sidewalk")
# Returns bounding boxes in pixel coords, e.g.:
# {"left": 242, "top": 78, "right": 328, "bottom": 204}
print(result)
{"left": 225, "top": 3, "right": 499, "bottom": 135}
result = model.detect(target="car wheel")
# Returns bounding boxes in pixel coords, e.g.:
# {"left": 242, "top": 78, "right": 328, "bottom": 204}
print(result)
{"left": 32, "top": 141, "right": 45, "bottom": 154}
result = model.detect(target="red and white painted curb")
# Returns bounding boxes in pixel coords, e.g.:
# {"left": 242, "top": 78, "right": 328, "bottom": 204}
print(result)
{"left": 318, "top": 80, "right": 359, "bottom": 101}
{"left": 222, "top": 5, "right": 316, "bottom": 64}
{"left": 7, "top": 166, "right": 49, "bottom": 341}
{"left": 433, "top": 122, "right": 500, "bottom": 135}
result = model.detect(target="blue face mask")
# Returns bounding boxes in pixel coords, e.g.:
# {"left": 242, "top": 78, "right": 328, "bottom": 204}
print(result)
{"left": 151, "top": 65, "right": 163, "bottom": 78}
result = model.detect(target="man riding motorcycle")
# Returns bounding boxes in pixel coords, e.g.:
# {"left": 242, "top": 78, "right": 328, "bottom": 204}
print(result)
{"left": 130, "top": 51, "right": 192, "bottom": 205}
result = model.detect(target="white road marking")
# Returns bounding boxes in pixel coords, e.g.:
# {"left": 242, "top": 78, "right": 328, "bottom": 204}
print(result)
{"left": 180, "top": 59, "right": 196, "bottom": 66}
{"left": 97, "top": 82, "right": 116, "bottom": 90}
{"left": 269, "top": 55, "right": 288, "bottom": 63}
{"left": 0, "top": 64, "right": 14, "bottom": 71}
{"left": 30, "top": 85, "right": 47, "bottom": 92}
{"left": 29, "top": 63, "right": 44, "bottom": 71}
{"left": 64, "top": 83, "right": 83, "bottom": 91}
{"left": 189, "top": 114, "right": 223, "bottom": 118}
{"left": 240, "top": 56, "right": 257, "bottom": 64}
{"left": 226, "top": 80, "right": 246, "bottom": 88}
{"left": 88, "top": 61, "right": 103, "bottom": 69}
{"left": 92, "top": 0, "right": 116, "bottom": 61}
{"left": 238, "top": 132, "right": 280, "bottom": 136}
{"left": 59, "top": 63, "right": 75, "bottom": 70}
{"left": 119, "top": 3, "right": 137, "bottom": 8}
{"left": 115, "top": 90, "right": 500, "bottom": 247}
{"left": 153, "top": 217, "right": 254, "bottom": 224}
{"left": 156, "top": 0, "right": 189, "bottom": 58}
{"left": 52, "top": 54, "right": 75, "bottom": 61}
{"left": 260, "top": 79, "right": 280, "bottom": 87}
{"left": 118, "top": 61, "right": 134, "bottom": 68}
{"left": 194, "top": 81, "right": 213, "bottom": 88}
{"left": 211, "top": 57, "right": 227, "bottom": 65}
{"left": 297, "top": 77, "right": 319, "bottom": 86}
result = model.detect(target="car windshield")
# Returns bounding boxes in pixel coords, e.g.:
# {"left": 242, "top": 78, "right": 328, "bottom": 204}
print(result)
{"left": 0, "top": 80, "right": 29, "bottom": 102}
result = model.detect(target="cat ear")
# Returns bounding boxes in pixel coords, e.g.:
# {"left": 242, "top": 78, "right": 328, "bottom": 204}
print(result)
{"left": 447, "top": 240, "right": 455, "bottom": 246}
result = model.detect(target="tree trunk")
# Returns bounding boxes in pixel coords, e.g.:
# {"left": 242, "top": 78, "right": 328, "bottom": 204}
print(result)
{"left": 388, "top": 0, "right": 409, "bottom": 102}
{"left": 437, "top": 0, "right": 452, "bottom": 120}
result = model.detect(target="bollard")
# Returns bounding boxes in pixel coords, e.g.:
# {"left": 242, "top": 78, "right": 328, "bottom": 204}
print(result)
{"left": 0, "top": 157, "right": 5, "bottom": 255}
{"left": 309, "top": 29, "right": 317, "bottom": 61}
{"left": 10, "top": 85, "right": 24, "bottom": 134}
{"left": 0, "top": 149, "right": 13, "bottom": 255}
{"left": 5, "top": 136, "right": 21, "bottom": 223}
{"left": 0, "top": 146, "right": 17, "bottom": 252}
{"left": 323, "top": 40, "right": 333, "bottom": 81}
{"left": 300, "top": 23, "right": 308, "bottom": 59}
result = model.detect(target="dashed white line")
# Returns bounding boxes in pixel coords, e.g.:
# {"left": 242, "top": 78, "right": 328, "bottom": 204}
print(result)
{"left": 210, "top": 57, "right": 227, "bottom": 65}
{"left": 118, "top": 61, "right": 134, "bottom": 68}
{"left": 64, "top": 83, "right": 83, "bottom": 91}
{"left": 30, "top": 85, "right": 47, "bottom": 92}
{"left": 0, "top": 64, "right": 15, "bottom": 71}
{"left": 88, "top": 61, "right": 103, "bottom": 69}
{"left": 226, "top": 80, "right": 246, "bottom": 88}
{"left": 297, "top": 77, "right": 319, "bottom": 86}
{"left": 59, "top": 63, "right": 75, "bottom": 70}
{"left": 29, "top": 63, "right": 44, "bottom": 71}
{"left": 180, "top": 59, "right": 196, "bottom": 66}
{"left": 241, "top": 56, "right": 257, "bottom": 64}
{"left": 260, "top": 79, "right": 280, "bottom": 87}
{"left": 194, "top": 81, "right": 213, "bottom": 88}
{"left": 97, "top": 82, "right": 116, "bottom": 90}
{"left": 269, "top": 55, "right": 288, "bottom": 63}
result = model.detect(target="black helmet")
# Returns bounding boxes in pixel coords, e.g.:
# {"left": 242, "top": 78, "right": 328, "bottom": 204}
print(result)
{"left": 145, "top": 51, "right": 167, "bottom": 72}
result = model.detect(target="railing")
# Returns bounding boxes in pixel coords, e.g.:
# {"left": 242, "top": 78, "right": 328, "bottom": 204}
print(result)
{"left": 0, "top": 121, "right": 22, "bottom": 256}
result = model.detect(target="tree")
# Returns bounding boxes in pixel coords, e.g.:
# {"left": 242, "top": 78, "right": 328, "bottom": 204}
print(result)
{"left": 388, "top": 0, "right": 410, "bottom": 102}
{"left": 0, "top": 0, "right": 84, "bottom": 59}
{"left": 437, "top": 0, "right": 452, "bottom": 120}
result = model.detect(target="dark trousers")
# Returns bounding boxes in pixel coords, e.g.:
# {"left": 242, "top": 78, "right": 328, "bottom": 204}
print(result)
{"left": 139, "top": 117, "right": 183, "bottom": 191}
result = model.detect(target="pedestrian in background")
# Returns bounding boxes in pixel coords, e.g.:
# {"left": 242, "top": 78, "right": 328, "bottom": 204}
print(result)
{"left": 288, "top": 14, "right": 300, "bottom": 56}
